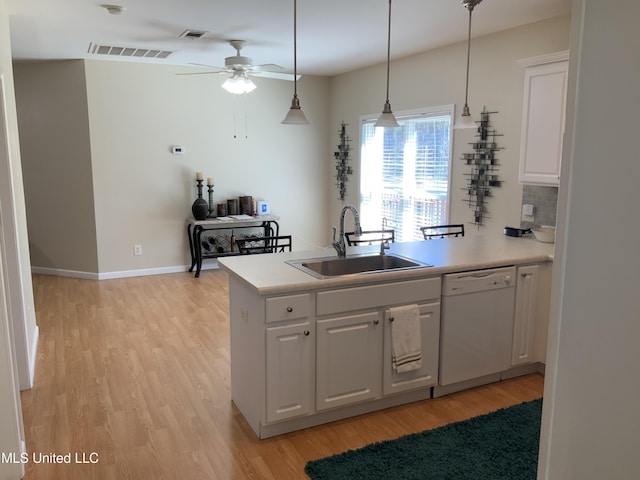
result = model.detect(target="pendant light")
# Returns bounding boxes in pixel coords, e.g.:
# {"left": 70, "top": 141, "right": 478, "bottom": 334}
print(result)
{"left": 375, "top": 0, "right": 399, "bottom": 128}
{"left": 454, "top": 0, "right": 483, "bottom": 129}
{"left": 282, "top": 0, "right": 309, "bottom": 125}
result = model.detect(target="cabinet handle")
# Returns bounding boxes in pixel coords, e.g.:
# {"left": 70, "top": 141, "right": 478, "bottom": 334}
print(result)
{"left": 389, "top": 316, "right": 395, "bottom": 322}
{"left": 286, "top": 307, "right": 293, "bottom": 313}
{"left": 521, "top": 273, "right": 532, "bottom": 278}
{"left": 373, "top": 319, "right": 379, "bottom": 325}
{"left": 303, "top": 330, "right": 310, "bottom": 336}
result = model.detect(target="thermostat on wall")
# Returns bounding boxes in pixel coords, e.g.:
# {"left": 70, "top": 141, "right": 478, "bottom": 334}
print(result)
{"left": 257, "top": 201, "right": 271, "bottom": 215}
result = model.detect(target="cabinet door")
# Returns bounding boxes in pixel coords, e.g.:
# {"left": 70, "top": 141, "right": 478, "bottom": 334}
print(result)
{"left": 512, "top": 265, "right": 539, "bottom": 366}
{"left": 316, "top": 311, "right": 382, "bottom": 411}
{"left": 266, "top": 322, "right": 313, "bottom": 423}
{"left": 383, "top": 302, "right": 440, "bottom": 395}
{"left": 519, "top": 61, "right": 568, "bottom": 185}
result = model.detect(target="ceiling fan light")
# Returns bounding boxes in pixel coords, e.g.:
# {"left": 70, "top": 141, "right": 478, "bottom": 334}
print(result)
{"left": 221, "top": 72, "right": 256, "bottom": 94}
{"left": 282, "top": 94, "right": 309, "bottom": 124}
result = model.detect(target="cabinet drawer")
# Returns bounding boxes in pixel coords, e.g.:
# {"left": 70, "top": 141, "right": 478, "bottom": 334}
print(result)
{"left": 266, "top": 293, "right": 311, "bottom": 324}
{"left": 317, "top": 277, "right": 441, "bottom": 317}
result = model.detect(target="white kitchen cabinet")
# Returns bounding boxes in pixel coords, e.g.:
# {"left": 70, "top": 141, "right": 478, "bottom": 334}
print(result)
{"left": 316, "top": 311, "right": 382, "bottom": 411}
{"left": 316, "top": 277, "right": 441, "bottom": 411}
{"left": 518, "top": 52, "right": 569, "bottom": 186}
{"left": 264, "top": 293, "right": 313, "bottom": 423}
{"left": 383, "top": 302, "right": 440, "bottom": 395}
{"left": 266, "top": 321, "right": 313, "bottom": 423}
{"left": 512, "top": 265, "right": 539, "bottom": 366}
{"left": 511, "top": 262, "right": 553, "bottom": 367}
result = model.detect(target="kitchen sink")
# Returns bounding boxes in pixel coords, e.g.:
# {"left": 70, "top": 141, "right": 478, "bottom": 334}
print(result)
{"left": 287, "top": 254, "right": 432, "bottom": 279}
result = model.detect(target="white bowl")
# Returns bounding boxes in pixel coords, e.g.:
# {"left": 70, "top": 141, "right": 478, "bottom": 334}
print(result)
{"left": 532, "top": 226, "right": 555, "bottom": 243}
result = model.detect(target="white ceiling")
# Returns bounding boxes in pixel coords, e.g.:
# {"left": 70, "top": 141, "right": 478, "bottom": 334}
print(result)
{"left": 5, "top": 0, "right": 571, "bottom": 77}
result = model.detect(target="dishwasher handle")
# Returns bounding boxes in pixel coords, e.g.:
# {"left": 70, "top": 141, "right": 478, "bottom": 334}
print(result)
{"left": 442, "top": 267, "right": 516, "bottom": 296}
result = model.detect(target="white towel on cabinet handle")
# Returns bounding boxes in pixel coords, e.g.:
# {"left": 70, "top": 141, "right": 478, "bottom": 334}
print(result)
{"left": 389, "top": 304, "right": 422, "bottom": 373}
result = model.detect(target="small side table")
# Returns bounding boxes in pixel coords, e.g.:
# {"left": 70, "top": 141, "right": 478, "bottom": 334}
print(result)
{"left": 186, "top": 215, "right": 280, "bottom": 277}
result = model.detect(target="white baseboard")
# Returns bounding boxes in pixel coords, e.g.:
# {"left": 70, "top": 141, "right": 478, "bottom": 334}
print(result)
{"left": 30, "top": 266, "right": 99, "bottom": 280}
{"left": 31, "top": 262, "right": 220, "bottom": 280}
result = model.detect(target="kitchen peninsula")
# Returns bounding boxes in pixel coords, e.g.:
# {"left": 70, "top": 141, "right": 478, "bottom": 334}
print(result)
{"left": 218, "top": 234, "right": 554, "bottom": 438}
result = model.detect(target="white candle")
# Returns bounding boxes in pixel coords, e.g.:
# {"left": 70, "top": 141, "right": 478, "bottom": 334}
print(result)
{"left": 207, "top": 177, "right": 214, "bottom": 186}
{"left": 195, "top": 171, "right": 203, "bottom": 181}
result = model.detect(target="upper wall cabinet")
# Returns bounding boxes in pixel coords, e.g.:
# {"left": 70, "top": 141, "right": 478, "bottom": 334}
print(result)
{"left": 517, "top": 51, "right": 569, "bottom": 186}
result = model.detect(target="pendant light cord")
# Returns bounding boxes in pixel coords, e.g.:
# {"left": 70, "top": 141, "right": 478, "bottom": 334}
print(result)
{"left": 293, "top": 0, "right": 298, "bottom": 97}
{"left": 463, "top": 7, "right": 472, "bottom": 107}
{"left": 385, "top": 0, "right": 392, "bottom": 103}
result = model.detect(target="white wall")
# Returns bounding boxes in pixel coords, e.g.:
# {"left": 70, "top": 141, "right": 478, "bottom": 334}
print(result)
{"left": 329, "top": 16, "right": 570, "bottom": 235}
{"left": 539, "top": 1, "right": 640, "bottom": 478}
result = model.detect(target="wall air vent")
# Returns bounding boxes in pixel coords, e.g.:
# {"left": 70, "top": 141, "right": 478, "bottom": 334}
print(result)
{"left": 88, "top": 43, "right": 174, "bottom": 59}
{"left": 179, "top": 30, "right": 209, "bottom": 39}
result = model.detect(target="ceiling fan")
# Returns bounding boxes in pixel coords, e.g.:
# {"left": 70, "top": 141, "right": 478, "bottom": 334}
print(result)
{"left": 180, "top": 40, "right": 297, "bottom": 94}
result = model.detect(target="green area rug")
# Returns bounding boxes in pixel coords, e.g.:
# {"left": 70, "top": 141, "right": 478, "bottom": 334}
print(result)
{"left": 305, "top": 398, "right": 542, "bottom": 480}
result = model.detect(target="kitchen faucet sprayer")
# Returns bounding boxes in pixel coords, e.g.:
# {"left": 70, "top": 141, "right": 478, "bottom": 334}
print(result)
{"left": 332, "top": 204, "right": 362, "bottom": 257}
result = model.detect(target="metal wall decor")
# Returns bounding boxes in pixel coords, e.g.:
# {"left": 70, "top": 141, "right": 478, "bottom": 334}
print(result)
{"left": 462, "top": 107, "right": 503, "bottom": 226}
{"left": 334, "top": 122, "right": 353, "bottom": 201}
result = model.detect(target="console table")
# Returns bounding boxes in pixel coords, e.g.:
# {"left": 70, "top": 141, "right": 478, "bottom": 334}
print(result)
{"left": 186, "top": 215, "right": 280, "bottom": 277}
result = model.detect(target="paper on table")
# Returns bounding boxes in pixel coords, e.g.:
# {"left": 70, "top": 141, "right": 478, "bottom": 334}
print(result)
{"left": 215, "top": 216, "right": 233, "bottom": 221}
{"left": 229, "top": 214, "right": 254, "bottom": 220}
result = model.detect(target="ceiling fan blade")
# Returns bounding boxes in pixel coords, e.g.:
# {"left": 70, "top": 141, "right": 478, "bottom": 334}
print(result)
{"left": 177, "top": 63, "right": 229, "bottom": 76}
{"left": 176, "top": 71, "right": 228, "bottom": 76}
{"left": 251, "top": 71, "right": 300, "bottom": 81}
{"left": 252, "top": 63, "right": 285, "bottom": 72}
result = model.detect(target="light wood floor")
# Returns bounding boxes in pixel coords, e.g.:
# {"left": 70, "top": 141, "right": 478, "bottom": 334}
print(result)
{"left": 21, "top": 270, "right": 544, "bottom": 480}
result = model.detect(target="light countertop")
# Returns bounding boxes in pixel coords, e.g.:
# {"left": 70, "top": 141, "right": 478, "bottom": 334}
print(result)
{"left": 217, "top": 233, "right": 555, "bottom": 296}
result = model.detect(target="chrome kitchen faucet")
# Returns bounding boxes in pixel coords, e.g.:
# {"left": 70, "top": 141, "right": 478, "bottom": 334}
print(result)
{"left": 332, "top": 204, "right": 362, "bottom": 257}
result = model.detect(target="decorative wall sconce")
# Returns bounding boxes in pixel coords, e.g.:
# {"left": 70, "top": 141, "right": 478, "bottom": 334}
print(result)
{"left": 462, "top": 107, "right": 502, "bottom": 226}
{"left": 334, "top": 122, "right": 353, "bottom": 201}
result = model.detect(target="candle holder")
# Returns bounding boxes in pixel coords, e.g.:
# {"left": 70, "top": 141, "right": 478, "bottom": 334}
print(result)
{"left": 207, "top": 184, "right": 215, "bottom": 217}
{"left": 191, "top": 179, "right": 208, "bottom": 220}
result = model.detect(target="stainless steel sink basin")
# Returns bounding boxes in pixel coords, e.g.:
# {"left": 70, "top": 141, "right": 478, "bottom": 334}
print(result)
{"left": 287, "top": 254, "right": 431, "bottom": 279}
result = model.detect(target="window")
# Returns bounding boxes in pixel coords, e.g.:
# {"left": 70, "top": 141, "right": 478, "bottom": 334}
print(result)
{"left": 359, "top": 105, "right": 454, "bottom": 242}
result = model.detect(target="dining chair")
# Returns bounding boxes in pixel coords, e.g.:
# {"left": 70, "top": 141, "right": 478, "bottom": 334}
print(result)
{"left": 236, "top": 235, "right": 292, "bottom": 254}
{"left": 420, "top": 224, "right": 465, "bottom": 239}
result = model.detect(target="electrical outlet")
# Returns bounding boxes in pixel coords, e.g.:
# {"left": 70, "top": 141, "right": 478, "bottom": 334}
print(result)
{"left": 134, "top": 244, "right": 142, "bottom": 256}
{"left": 521, "top": 204, "right": 535, "bottom": 222}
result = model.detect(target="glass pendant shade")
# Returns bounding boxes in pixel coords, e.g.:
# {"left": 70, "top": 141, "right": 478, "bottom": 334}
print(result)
{"left": 221, "top": 72, "right": 256, "bottom": 94}
{"left": 375, "top": 101, "right": 399, "bottom": 128}
{"left": 282, "top": 94, "right": 309, "bottom": 124}
{"left": 454, "top": 105, "right": 476, "bottom": 129}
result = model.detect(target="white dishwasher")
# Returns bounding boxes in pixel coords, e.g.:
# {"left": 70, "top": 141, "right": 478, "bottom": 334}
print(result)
{"left": 439, "top": 266, "right": 516, "bottom": 386}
